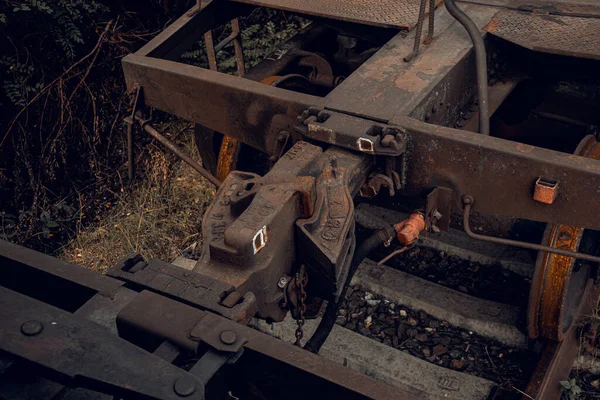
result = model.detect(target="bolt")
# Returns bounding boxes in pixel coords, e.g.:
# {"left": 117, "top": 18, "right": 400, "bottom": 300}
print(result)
{"left": 559, "top": 231, "right": 572, "bottom": 241}
{"left": 278, "top": 276, "right": 288, "bottom": 289}
{"left": 21, "top": 320, "right": 43, "bottom": 336}
{"left": 220, "top": 330, "right": 237, "bottom": 345}
{"left": 173, "top": 376, "right": 196, "bottom": 397}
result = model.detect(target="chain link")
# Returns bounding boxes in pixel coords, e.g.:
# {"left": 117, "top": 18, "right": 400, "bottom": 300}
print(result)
{"left": 294, "top": 265, "right": 307, "bottom": 347}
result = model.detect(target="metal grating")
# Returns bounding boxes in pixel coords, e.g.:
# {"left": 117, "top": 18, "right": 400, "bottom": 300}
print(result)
{"left": 229, "top": 0, "right": 443, "bottom": 30}
{"left": 486, "top": 9, "right": 600, "bottom": 60}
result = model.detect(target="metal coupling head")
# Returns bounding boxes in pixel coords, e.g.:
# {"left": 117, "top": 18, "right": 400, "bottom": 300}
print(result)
{"left": 394, "top": 213, "right": 426, "bottom": 245}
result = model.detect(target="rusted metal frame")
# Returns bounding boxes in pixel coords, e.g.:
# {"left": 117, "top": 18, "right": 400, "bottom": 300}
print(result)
{"left": 0, "top": 287, "right": 205, "bottom": 400}
{"left": 122, "top": 54, "right": 323, "bottom": 155}
{"left": 134, "top": 0, "right": 252, "bottom": 60}
{"left": 118, "top": 289, "right": 422, "bottom": 400}
{"left": 458, "top": 0, "right": 600, "bottom": 18}
{"left": 391, "top": 116, "right": 600, "bottom": 229}
{"left": 0, "top": 239, "right": 123, "bottom": 301}
{"left": 107, "top": 255, "right": 258, "bottom": 324}
{"left": 205, "top": 18, "right": 246, "bottom": 75}
{"left": 462, "top": 196, "right": 600, "bottom": 263}
{"left": 324, "top": 3, "right": 497, "bottom": 124}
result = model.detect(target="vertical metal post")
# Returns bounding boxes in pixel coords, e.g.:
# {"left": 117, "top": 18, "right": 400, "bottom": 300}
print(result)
{"left": 204, "top": 30, "right": 218, "bottom": 71}
{"left": 231, "top": 18, "right": 246, "bottom": 76}
{"left": 424, "top": 0, "right": 436, "bottom": 44}
{"left": 127, "top": 120, "right": 135, "bottom": 180}
{"left": 404, "top": 0, "right": 428, "bottom": 62}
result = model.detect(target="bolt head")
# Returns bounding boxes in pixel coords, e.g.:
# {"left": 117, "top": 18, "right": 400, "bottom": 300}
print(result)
{"left": 173, "top": 376, "right": 196, "bottom": 397}
{"left": 220, "top": 330, "right": 237, "bottom": 345}
{"left": 278, "top": 277, "right": 287, "bottom": 289}
{"left": 21, "top": 320, "right": 43, "bottom": 336}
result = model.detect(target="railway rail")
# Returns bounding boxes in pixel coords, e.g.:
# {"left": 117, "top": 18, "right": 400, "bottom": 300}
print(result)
{"left": 2, "top": 0, "right": 600, "bottom": 399}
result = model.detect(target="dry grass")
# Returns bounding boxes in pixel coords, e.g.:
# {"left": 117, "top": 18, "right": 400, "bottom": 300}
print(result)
{"left": 60, "top": 123, "right": 215, "bottom": 273}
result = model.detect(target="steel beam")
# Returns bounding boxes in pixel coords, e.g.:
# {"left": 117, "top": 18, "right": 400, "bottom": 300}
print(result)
{"left": 122, "top": 54, "right": 322, "bottom": 154}
{"left": 393, "top": 116, "right": 600, "bottom": 229}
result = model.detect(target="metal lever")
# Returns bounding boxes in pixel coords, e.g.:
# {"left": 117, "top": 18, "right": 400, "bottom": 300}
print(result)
{"left": 463, "top": 195, "right": 600, "bottom": 263}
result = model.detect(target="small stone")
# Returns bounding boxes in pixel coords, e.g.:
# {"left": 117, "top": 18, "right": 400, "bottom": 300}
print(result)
{"left": 408, "top": 318, "right": 418, "bottom": 327}
{"left": 364, "top": 315, "right": 372, "bottom": 326}
{"left": 399, "top": 310, "right": 408, "bottom": 318}
{"left": 359, "top": 327, "right": 371, "bottom": 336}
{"left": 415, "top": 334, "right": 428, "bottom": 342}
{"left": 429, "top": 320, "right": 440, "bottom": 329}
{"left": 450, "top": 350, "right": 461, "bottom": 359}
{"left": 432, "top": 345, "right": 448, "bottom": 356}
{"left": 364, "top": 292, "right": 374, "bottom": 300}
{"left": 458, "top": 286, "right": 469, "bottom": 293}
{"left": 339, "top": 309, "right": 347, "bottom": 316}
{"left": 392, "top": 336, "right": 399, "bottom": 347}
{"left": 405, "top": 340, "right": 418, "bottom": 349}
{"left": 422, "top": 348, "right": 431, "bottom": 357}
{"left": 335, "top": 315, "right": 346, "bottom": 325}
{"left": 590, "top": 379, "right": 600, "bottom": 389}
{"left": 407, "top": 328, "right": 418, "bottom": 338}
{"left": 397, "top": 324, "right": 407, "bottom": 339}
{"left": 440, "top": 251, "right": 445, "bottom": 257}
{"left": 383, "top": 327, "right": 396, "bottom": 336}
{"left": 425, "top": 327, "right": 435, "bottom": 333}
{"left": 450, "top": 359, "right": 465, "bottom": 370}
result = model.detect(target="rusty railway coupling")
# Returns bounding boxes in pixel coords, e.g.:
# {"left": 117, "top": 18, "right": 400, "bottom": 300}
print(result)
{"left": 4, "top": 0, "right": 600, "bottom": 399}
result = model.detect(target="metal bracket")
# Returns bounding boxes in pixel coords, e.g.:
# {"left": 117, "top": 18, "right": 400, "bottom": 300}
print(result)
{"left": 298, "top": 108, "right": 407, "bottom": 156}
{"left": 425, "top": 187, "right": 453, "bottom": 232}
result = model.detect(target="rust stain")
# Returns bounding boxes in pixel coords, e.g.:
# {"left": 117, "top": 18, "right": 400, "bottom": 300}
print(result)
{"left": 516, "top": 143, "right": 535, "bottom": 153}
{"left": 217, "top": 136, "right": 240, "bottom": 181}
{"left": 483, "top": 18, "right": 500, "bottom": 33}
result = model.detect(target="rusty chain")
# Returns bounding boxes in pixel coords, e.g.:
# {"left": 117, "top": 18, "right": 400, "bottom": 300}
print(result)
{"left": 294, "top": 265, "right": 308, "bottom": 347}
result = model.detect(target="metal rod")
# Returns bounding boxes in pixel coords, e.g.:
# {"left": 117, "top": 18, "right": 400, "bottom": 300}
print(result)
{"left": 204, "top": 30, "right": 218, "bottom": 71}
{"left": 444, "top": 0, "right": 490, "bottom": 135}
{"left": 404, "top": 0, "right": 428, "bottom": 62}
{"left": 127, "top": 121, "right": 135, "bottom": 180}
{"left": 137, "top": 117, "right": 222, "bottom": 188}
{"left": 424, "top": 0, "right": 436, "bottom": 44}
{"left": 214, "top": 32, "right": 237, "bottom": 54}
{"left": 231, "top": 18, "right": 246, "bottom": 76}
{"left": 462, "top": 196, "right": 600, "bottom": 263}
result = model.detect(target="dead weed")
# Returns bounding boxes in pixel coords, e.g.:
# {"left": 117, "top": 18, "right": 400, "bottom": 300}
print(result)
{"left": 60, "top": 124, "right": 215, "bottom": 272}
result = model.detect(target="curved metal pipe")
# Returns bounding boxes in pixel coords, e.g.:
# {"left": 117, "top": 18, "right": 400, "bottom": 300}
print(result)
{"left": 304, "top": 224, "right": 396, "bottom": 354}
{"left": 444, "top": 0, "right": 490, "bottom": 135}
{"left": 463, "top": 196, "right": 600, "bottom": 263}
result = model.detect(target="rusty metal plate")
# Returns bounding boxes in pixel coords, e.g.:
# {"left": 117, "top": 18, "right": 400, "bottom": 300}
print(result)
{"left": 229, "top": 0, "right": 443, "bottom": 30}
{"left": 486, "top": 9, "right": 600, "bottom": 60}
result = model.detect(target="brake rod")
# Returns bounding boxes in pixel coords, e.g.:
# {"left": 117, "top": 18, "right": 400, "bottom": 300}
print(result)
{"left": 462, "top": 195, "right": 600, "bottom": 263}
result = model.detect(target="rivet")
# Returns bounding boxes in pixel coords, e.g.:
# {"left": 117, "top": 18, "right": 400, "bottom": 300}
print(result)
{"left": 173, "top": 376, "right": 196, "bottom": 397}
{"left": 220, "top": 330, "right": 237, "bottom": 345}
{"left": 21, "top": 320, "right": 43, "bottom": 336}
